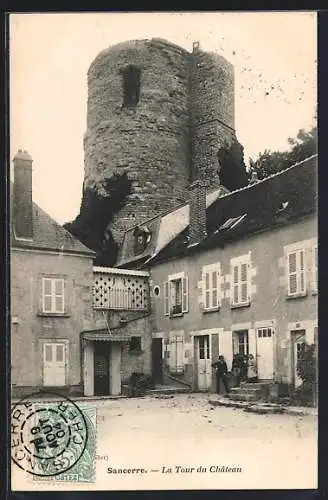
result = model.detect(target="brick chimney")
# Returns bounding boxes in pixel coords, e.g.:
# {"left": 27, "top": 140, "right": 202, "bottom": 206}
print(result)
{"left": 13, "top": 149, "right": 33, "bottom": 239}
{"left": 188, "top": 179, "right": 207, "bottom": 246}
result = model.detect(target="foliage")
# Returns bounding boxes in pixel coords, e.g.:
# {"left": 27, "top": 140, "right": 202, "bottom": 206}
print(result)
{"left": 293, "top": 342, "right": 317, "bottom": 406}
{"left": 249, "top": 126, "right": 317, "bottom": 180}
{"left": 217, "top": 139, "right": 249, "bottom": 191}
{"left": 128, "top": 372, "right": 155, "bottom": 397}
{"left": 64, "top": 172, "right": 132, "bottom": 266}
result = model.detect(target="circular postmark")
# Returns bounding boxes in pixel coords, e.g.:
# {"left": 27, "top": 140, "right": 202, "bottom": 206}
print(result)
{"left": 11, "top": 391, "right": 88, "bottom": 477}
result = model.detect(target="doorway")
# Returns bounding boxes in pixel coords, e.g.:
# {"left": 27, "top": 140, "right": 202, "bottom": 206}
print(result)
{"left": 94, "top": 342, "right": 111, "bottom": 396}
{"left": 152, "top": 338, "right": 163, "bottom": 384}
{"left": 256, "top": 327, "right": 274, "bottom": 379}
{"left": 233, "top": 330, "right": 249, "bottom": 356}
{"left": 291, "top": 330, "right": 306, "bottom": 388}
{"left": 43, "top": 342, "right": 66, "bottom": 387}
{"left": 195, "top": 335, "right": 212, "bottom": 391}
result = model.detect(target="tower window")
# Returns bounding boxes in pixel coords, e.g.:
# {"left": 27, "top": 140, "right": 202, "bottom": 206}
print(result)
{"left": 122, "top": 65, "right": 141, "bottom": 108}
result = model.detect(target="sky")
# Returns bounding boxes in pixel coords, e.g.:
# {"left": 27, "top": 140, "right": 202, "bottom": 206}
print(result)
{"left": 10, "top": 12, "right": 317, "bottom": 224}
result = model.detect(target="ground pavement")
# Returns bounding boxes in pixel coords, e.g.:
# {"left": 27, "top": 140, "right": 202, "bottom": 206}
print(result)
{"left": 12, "top": 393, "right": 317, "bottom": 491}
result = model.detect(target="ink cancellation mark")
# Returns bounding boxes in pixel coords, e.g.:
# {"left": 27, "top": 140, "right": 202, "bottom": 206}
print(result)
{"left": 11, "top": 391, "right": 96, "bottom": 481}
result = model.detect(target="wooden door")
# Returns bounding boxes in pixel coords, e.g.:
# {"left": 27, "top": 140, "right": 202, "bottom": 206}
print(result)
{"left": 43, "top": 343, "right": 66, "bottom": 386}
{"left": 196, "top": 335, "right": 212, "bottom": 391}
{"left": 256, "top": 327, "right": 274, "bottom": 379}
{"left": 94, "top": 342, "right": 110, "bottom": 396}
{"left": 152, "top": 338, "right": 163, "bottom": 384}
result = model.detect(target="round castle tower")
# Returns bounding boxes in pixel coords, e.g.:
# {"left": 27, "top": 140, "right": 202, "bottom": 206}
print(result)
{"left": 83, "top": 38, "right": 235, "bottom": 245}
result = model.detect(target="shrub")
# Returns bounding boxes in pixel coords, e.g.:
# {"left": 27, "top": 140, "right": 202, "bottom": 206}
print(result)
{"left": 128, "top": 372, "right": 155, "bottom": 397}
{"left": 294, "top": 342, "right": 317, "bottom": 406}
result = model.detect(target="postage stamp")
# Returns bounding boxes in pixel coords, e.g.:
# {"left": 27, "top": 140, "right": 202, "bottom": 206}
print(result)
{"left": 11, "top": 392, "right": 96, "bottom": 482}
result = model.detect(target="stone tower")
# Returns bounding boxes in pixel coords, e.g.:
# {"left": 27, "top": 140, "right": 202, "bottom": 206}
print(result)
{"left": 83, "top": 38, "right": 236, "bottom": 245}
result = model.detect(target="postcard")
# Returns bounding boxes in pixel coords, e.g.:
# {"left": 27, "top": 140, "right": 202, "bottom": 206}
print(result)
{"left": 9, "top": 11, "right": 318, "bottom": 491}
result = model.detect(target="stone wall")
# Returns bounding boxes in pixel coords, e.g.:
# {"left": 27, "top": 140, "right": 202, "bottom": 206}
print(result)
{"left": 84, "top": 38, "right": 235, "bottom": 246}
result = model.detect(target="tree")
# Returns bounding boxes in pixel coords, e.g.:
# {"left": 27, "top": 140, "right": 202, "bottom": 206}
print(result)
{"left": 249, "top": 126, "right": 317, "bottom": 180}
{"left": 64, "top": 172, "right": 132, "bottom": 266}
{"left": 217, "top": 139, "right": 249, "bottom": 191}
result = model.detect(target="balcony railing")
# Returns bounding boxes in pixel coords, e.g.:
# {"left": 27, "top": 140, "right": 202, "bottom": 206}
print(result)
{"left": 93, "top": 267, "right": 149, "bottom": 311}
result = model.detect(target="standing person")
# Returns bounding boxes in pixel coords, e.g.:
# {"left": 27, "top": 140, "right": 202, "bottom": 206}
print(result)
{"left": 247, "top": 354, "right": 258, "bottom": 382}
{"left": 232, "top": 353, "right": 242, "bottom": 387}
{"left": 212, "top": 355, "right": 230, "bottom": 394}
{"left": 242, "top": 354, "right": 249, "bottom": 382}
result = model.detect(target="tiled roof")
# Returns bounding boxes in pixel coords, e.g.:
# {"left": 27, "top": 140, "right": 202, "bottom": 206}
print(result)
{"left": 11, "top": 184, "right": 95, "bottom": 256}
{"left": 117, "top": 155, "right": 317, "bottom": 268}
{"left": 116, "top": 186, "right": 226, "bottom": 267}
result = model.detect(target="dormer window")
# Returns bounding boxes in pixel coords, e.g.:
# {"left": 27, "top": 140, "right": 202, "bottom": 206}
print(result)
{"left": 133, "top": 226, "right": 151, "bottom": 255}
{"left": 122, "top": 65, "right": 141, "bottom": 108}
{"left": 277, "top": 201, "right": 289, "bottom": 213}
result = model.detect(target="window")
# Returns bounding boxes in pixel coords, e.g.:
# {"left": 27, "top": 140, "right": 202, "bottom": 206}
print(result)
{"left": 231, "top": 256, "right": 250, "bottom": 307}
{"left": 233, "top": 330, "right": 249, "bottom": 356}
{"left": 42, "top": 278, "right": 65, "bottom": 314}
{"left": 257, "top": 327, "right": 273, "bottom": 338}
{"left": 286, "top": 249, "right": 306, "bottom": 297}
{"left": 129, "top": 336, "right": 142, "bottom": 352}
{"left": 202, "top": 263, "right": 221, "bottom": 311}
{"left": 219, "top": 214, "right": 247, "bottom": 232}
{"left": 169, "top": 336, "right": 184, "bottom": 374}
{"left": 199, "top": 335, "right": 210, "bottom": 359}
{"left": 164, "top": 274, "right": 188, "bottom": 317}
{"left": 122, "top": 65, "right": 141, "bottom": 108}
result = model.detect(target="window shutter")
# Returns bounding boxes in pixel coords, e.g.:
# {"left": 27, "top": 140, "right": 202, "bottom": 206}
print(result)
{"left": 248, "top": 328, "right": 256, "bottom": 358}
{"left": 299, "top": 249, "right": 306, "bottom": 294}
{"left": 211, "top": 269, "right": 218, "bottom": 308}
{"left": 164, "top": 281, "right": 169, "bottom": 316}
{"left": 219, "top": 331, "right": 233, "bottom": 371}
{"left": 169, "top": 336, "right": 177, "bottom": 373}
{"left": 176, "top": 336, "right": 184, "bottom": 373}
{"left": 204, "top": 272, "right": 210, "bottom": 309}
{"left": 240, "top": 262, "right": 248, "bottom": 303}
{"left": 287, "top": 252, "right": 297, "bottom": 295}
{"left": 182, "top": 276, "right": 188, "bottom": 313}
{"left": 313, "top": 246, "right": 318, "bottom": 293}
{"left": 232, "top": 265, "right": 239, "bottom": 305}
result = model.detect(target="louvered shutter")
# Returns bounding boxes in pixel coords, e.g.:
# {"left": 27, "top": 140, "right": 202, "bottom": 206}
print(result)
{"left": 313, "top": 246, "right": 318, "bottom": 293}
{"left": 204, "top": 272, "right": 210, "bottom": 309}
{"left": 164, "top": 281, "right": 169, "bottom": 316}
{"left": 299, "top": 249, "right": 306, "bottom": 294}
{"left": 240, "top": 263, "right": 248, "bottom": 303}
{"left": 169, "top": 336, "right": 177, "bottom": 373}
{"left": 211, "top": 269, "right": 219, "bottom": 308}
{"left": 176, "top": 336, "right": 184, "bottom": 373}
{"left": 232, "top": 265, "right": 239, "bottom": 305}
{"left": 182, "top": 276, "right": 188, "bottom": 313}
{"left": 287, "top": 252, "right": 298, "bottom": 295}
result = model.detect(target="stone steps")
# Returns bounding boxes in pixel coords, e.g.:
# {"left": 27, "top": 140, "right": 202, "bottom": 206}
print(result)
{"left": 227, "top": 381, "right": 272, "bottom": 403}
{"left": 147, "top": 386, "right": 192, "bottom": 395}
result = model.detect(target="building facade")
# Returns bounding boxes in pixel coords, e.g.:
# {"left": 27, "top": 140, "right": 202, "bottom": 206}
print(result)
{"left": 11, "top": 150, "right": 96, "bottom": 398}
{"left": 11, "top": 151, "right": 153, "bottom": 399}
{"left": 117, "top": 155, "right": 318, "bottom": 394}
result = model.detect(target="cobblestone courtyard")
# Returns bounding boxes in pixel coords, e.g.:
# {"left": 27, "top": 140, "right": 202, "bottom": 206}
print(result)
{"left": 12, "top": 393, "right": 317, "bottom": 491}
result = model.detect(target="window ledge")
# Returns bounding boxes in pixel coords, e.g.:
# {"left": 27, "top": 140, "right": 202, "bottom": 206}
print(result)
{"left": 37, "top": 312, "right": 71, "bottom": 318}
{"left": 230, "top": 302, "right": 250, "bottom": 309}
{"left": 286, "top": 293, "right": 307, "bottom": 300}
{"left": 169, "top": 312, "right": 184, "bottom": 318}
{"left": 203, "top": 307, "right": 220, "bottom": 314}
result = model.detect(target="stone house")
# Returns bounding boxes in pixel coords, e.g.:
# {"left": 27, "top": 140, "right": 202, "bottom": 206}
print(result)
{"left": 116, "top": 155, "right": 318, "bottom": 394}
{"left": 11, "top": 150, "right": 97, "bottom": 398}
{"left": 11, "top": 149, "right": 153, "bottom": 398}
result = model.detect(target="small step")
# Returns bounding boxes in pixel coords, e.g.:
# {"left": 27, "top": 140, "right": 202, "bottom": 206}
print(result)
{"left": 227, "top": 392, "right": 260, "bottom": 402}
{"left": 147, "top": 386, "right": 191, "bottom": 395}
{"left": 230, "top": 386, "right": 262, "bottom": 395}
